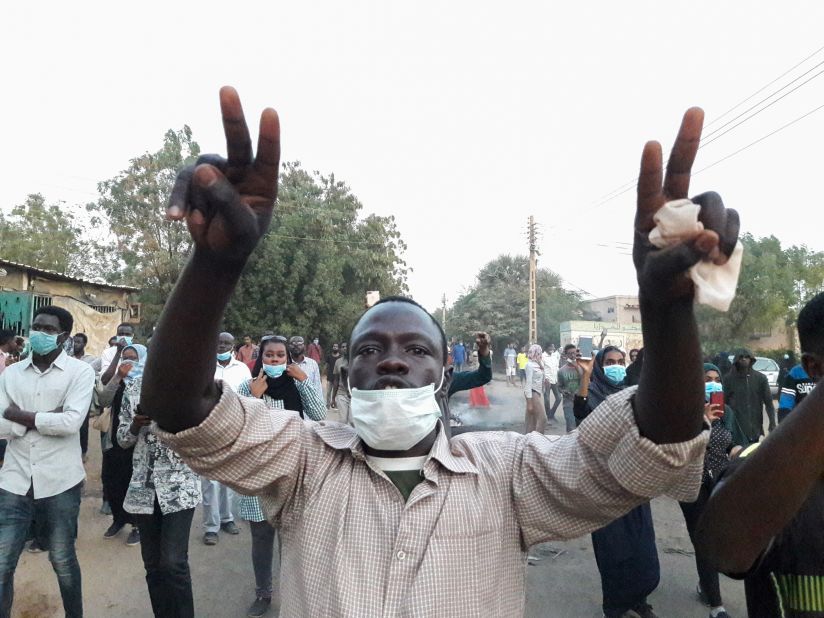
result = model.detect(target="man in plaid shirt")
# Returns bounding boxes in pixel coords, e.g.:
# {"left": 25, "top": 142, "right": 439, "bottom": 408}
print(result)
{"left": 141, "top": 88, "right": 740, "bottom": 616}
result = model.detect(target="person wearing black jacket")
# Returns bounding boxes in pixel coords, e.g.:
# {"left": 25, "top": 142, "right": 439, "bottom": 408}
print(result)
{"left": 575, "top": 347, "right": 660, "bottom": 618}
{"left": 722, "top": 349, "right": 775, "bottom": 446}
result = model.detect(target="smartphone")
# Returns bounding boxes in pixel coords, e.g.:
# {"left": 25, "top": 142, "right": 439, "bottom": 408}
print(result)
{"left": 710, "top": 391, "right": 725, "bottom": 410}
{"left": 578, "top": 336, "right": 593, "bottom": 360}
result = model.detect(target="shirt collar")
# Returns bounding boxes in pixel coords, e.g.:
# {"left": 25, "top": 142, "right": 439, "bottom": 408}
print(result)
{"left": 23, "top": 349, "right": 68, "bottom": 372}
{"left": 313, "top": 420, "right": 478, "bottom": 475}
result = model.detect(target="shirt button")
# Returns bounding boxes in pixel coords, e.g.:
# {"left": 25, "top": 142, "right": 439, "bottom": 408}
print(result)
{"left": 396, "top": 550, "right": 406, "bottom": 561}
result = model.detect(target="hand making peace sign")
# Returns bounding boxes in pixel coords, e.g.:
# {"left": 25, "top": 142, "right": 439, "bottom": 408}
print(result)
{"left": 634, "top": 107, "right": 740, "bottom": 304}
{"left": 166, "top": 87, "right": 281, "bottom": 265}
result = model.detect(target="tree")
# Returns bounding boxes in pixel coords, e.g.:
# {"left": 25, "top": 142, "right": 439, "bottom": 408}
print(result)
{"left": 223, "top": 162, "right": 408, "bottom": 343}
{"left": 444, "top": 254, "right": 582, "bottom": 354}
{"left": 88, "top": 127, "right": 201, "bottom": 327}
{"left": 0, "top": 193, "right": 109, "bottom": 279}
{"left": 696, "top": 233, "right": 824, "bottom": 352}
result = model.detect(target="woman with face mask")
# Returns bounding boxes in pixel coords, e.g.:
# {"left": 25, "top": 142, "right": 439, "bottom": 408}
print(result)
{"left": 524, "top": 344, "right": 547, "bottom": 434}
{"left": 96, "top": 344, "right": 143, "bottom": 547}
{"left": 116, "top": 343, "right": 202, "bottom": 618}
{"left": 677, "top": 364, "right": 738, "bottom": 618}
{"left": 235, "top": 335, "right": 327, "bottom": 618}
{"left": 575, "top": 346, "right": 661, "bottom": 618}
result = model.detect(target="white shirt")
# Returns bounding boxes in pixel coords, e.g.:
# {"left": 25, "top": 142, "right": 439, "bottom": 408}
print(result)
{"left": 99, "top": 344, "right": 118, "bottom": 375}
{"left": 296, "top": 356, "right": 324, "bottom": 401}
{"left": 543, "top": 350, "right": 561, "bottom": 384}
{"left": 214, "top": 358, "right": 252, "bottom": 392}
{"left": 0, "top": 351, "right": 95, "bottom": 498}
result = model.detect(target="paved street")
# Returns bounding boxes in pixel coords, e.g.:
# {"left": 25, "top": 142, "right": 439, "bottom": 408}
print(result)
{"left": 10, "top": 376, "right": 748, "bottom": 617}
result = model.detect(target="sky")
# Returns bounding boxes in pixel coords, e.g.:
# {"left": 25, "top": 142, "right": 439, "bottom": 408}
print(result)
{"left": 3, "top": 1, "right": 824, "bottom": 312}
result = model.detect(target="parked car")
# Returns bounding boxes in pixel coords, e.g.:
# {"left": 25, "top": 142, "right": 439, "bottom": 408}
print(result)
{"left": 728, "top": 355, "right": 780, "bottom": 397}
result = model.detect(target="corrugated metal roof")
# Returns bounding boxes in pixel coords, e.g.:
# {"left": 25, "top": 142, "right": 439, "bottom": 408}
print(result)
{"left": 0, "top": 258, "right": 140, "bottom": 292}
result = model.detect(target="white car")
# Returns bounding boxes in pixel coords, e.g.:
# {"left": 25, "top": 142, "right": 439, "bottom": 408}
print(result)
{"left": 754, "top": 357, "right": 780, "bottom": 398}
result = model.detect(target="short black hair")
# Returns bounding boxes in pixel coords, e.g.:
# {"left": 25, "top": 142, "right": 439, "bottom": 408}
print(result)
{"left": 0, "top": 329, "right": 14, "bottom": 346}
{"left": 73, "top": 332, "right": 88, "bottom": 344}
{"left": 351, "top": 296, "right": 448, "bottom": 362}
{"left": 117, "top": 322, "right": 134, "bottom": 333}
{"left": 563, "top": 343, "right": 577, "bottom": 353}
{"left": 798, "top": 292, "right": 824, "bottom": 356}
{"left": 33, "top": 306, "right": 73, "bottom": 333}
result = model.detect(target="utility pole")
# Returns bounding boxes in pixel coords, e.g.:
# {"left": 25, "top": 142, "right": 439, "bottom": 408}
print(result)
{"left": 441, "top": 293, "right": 447, "bottom": 332}
{"left": 528, "top": 216, "right": 538, "bottom": 345}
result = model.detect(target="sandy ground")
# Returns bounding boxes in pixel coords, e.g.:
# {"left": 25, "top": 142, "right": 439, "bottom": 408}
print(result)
{"left": 10, "top": 376, "right": 749, "bottom": 617}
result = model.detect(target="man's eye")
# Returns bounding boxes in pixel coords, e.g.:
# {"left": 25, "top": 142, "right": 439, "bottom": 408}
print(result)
{"left": 358, "top": 346, "right": 379, "bottom": 355}
{"left": 409, "top": 347, "right": 429, "bottom": 356}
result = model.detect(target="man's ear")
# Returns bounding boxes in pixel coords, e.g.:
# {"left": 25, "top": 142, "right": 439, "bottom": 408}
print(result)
{"left": 802, "top": 352, "right": 823, "bottom": 383}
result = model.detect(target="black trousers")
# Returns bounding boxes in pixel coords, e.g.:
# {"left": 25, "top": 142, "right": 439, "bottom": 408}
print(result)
{"left": 133, "top": 503, "right": 195, "bottom": 618}
{"left": 101, "top": 447, "right": 134, "bottom": 527}
{"left": 680, "top": 483, "right": 723, "bottom": 607}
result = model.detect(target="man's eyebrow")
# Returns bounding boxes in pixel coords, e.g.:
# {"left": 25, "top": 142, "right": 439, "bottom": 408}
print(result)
{"left": 352, "top": 329, "right": 438, "bottom": 346}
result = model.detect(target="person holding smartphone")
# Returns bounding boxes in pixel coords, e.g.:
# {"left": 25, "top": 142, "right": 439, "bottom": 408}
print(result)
{"left": 678, "top": 363, "right": 739, "bottom": 618}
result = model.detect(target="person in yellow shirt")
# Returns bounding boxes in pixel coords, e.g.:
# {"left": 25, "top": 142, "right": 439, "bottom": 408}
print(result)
{"left": 516, "top": 346, "right": 528, "bottom": 387}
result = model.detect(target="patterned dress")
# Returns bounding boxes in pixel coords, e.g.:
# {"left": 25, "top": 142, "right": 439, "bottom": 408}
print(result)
{"left": 235, "top": 377, "right": 326, "bottom": 522}
{"left": 117, "top": 377, "right": 201, "bottom": 515}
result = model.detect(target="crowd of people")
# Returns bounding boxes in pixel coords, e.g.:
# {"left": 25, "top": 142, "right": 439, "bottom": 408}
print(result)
{"left": 2, "top": 88, "right": 824, "bottom": 618}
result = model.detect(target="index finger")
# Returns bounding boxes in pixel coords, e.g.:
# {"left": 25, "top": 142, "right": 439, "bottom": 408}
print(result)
{"left": 663, "top": 107, "right": 704, "bottom": 200}
{"left": 219, "top": 86, "right": 253, "bottom": 174}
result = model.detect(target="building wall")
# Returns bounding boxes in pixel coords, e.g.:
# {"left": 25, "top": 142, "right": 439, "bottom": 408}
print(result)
{"left": 0, "top": 265, "right": 28, "bottom": 291}
{"left": 559, "top": 320, "right": 644, "bottom": 353}
{"left": 580, "top": 295, "right": 642, "bottom": 325}
{"left": 0, "top": 263, "right": 137, "bottom": 356}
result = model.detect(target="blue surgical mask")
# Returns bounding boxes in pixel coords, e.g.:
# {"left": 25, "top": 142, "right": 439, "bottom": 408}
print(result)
{"left": 263, "top": 364, "right": 287, "bottom": 379}
{"left": 119, "top": 336, "right": 133, "bottom": 346}
{"left": 603, "top": 364, "right": 627, "bottom": 384}
{"left": 705, "top": 381, "right": 723, "bottom": 400}
{"left": 217, "top": 351, "right": 232, "bottom": 362}
{"left": 30, "top": 331, "right": 62, "bottom": 356}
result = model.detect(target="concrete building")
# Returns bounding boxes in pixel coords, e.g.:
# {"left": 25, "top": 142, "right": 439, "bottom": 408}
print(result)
{"left": 556, "top": 295, "right": 644, "bottom": 352}
{"left": 0, "top": 258, "right": 140, "bottom": 356}
{"left": 580, "top": 295, "right": 641, "bottom": 324}
{"left": 559, "top": 320, "right": 644, "bottom": 353}
{"left": 563, "top": 293, "right": 795, "bottom": 355}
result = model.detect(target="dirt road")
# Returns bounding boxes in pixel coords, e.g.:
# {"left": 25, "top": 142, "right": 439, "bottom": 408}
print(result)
{"left": 10, "top": 377, "right": 747, "bottom": 617}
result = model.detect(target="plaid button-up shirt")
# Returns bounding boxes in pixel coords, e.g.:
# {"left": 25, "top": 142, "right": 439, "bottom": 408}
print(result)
{"left": 158, "top": 384, "right": 707, "bottom": 617}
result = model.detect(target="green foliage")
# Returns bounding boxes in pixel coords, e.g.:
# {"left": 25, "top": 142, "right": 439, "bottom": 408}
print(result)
{"left": 0, "top": 193, "right": 110, "bottom": 279}
{"left": 444, "top": 254, "right": 582, "bottom": 353}
{"left": 697, "top": 233, "right": 824, "bottom": 352}
{"left": 87, "top": 127, "right": 201, "bottom": 327}
{"left": 223, "top": 162, "right": 408, "bottom": 342}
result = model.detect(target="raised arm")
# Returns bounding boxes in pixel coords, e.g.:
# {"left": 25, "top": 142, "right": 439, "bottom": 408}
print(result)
{"left": 632, "top": 108, "right": 740, "bottom": 444}
{"left": 140, "top": 87, "right": 280, "bottom": 433}
{"left": 696, "top": 383, "right": 824, "bottom": 573}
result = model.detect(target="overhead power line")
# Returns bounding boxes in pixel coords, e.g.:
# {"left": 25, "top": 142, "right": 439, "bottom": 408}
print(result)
{"left": 698, "top": 61, "right": 824, "bottom": 150}
{"left": 588, "top": 42, "right": 824, "bottom": 210}
{"left": 694, "top": 100, "right": 824, "bottom": 176}
{"left": 704, "top": 42, "right": 824, "bottom": 129}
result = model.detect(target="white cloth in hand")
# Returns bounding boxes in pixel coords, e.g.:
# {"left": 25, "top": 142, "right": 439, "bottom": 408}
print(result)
{"left": 648, "top": 199, "right": 743, "bottom": 312}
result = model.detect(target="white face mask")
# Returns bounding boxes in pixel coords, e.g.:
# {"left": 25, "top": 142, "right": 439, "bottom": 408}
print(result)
{"left": 349, "top": 371, "right": 445, "bottom": 451}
